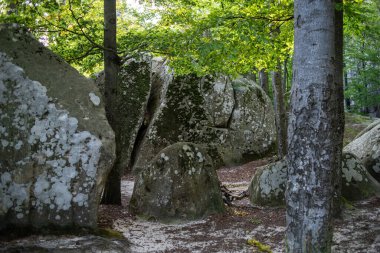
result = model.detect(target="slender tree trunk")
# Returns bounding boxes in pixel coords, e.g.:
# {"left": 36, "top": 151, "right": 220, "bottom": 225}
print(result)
{"left": 259, "top": 69, "right": 269, "bottom": 94}
{"left": 333, "top": 0, "right": 344, "bottom": 217}
{"left": 282, "top": 57, "right": 288, "bottom": 96}
{"left": 271, "top": 64, "right": 287, "bottom": 158}
{"left": 344, "top": 71, "right": 351, "bottom": 110}
{"left": 102, "top": 0, "right": 121, "bottom": 205}
{"left": 285, "top": 0, "right": 344, "bottom": 252}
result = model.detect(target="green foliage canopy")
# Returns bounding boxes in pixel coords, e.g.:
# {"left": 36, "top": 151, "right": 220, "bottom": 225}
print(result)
{"left": 120, "top": 0, "right": 294, "bottom": 76}
{"left": 0, "top": 0, "right": 294, "bottom": 76}
{"left": 344, "top": 0, "right": 380, "bottom": 111}
{"left": 0, "top": 0, "right": 105, "bottom": 74}
{"left": 1, "top": 0, "right": 378, "bottom": 87}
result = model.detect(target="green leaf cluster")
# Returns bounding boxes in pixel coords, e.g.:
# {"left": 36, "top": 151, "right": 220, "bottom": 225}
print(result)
{"left": 0, "top": 0, "right": 105, "bottom": 75}
{"left": 121, "top": 0, "right": 294, "bottom": 76}
{"left": 344, "top": 0, "right": 380, "bottom": 111}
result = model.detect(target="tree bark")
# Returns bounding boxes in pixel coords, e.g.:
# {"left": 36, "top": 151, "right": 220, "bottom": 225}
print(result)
{"left": 102, "top": 0, "right": 121, "bottom": 205}
{"left": 259, "top": 69, "right": 269, "bottom": 94}
{"left": 271, "top": 64, "right": 287, "bottom": 158}
{"left": 332, "top": 0, "right": 344, "bottom": 218}
{"left": 285, "top": 0, "right": 344, "bottom": 252}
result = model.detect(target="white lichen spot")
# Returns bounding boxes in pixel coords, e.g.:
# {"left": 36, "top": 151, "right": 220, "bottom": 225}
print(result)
{"left": 182, "top": 144, "right": 195, "bottom": 159}
{"left": 1, "top": 172, "right": 12, "bottom": 184}
{"left": 89, "top": 92, "right": 101, "bottom": 106}
{"left": 342, "top": 158, "right": 363, "bottom": 183}
{"left": 16, "top": 213, "right": 23, "bottom": 219}
{"left": 1, "top": 139, "right": 9, "bottom": 148}
{"left": 73, "top": 193, "right": 88, "bottom": 207}
{"left": 373, "top": 162, "right": 380, "bottom": 173}
{"left": 218, "top": 134, "right": 226, "bottom": 143}
{"left": 196, "top": 152, "right": 204, "bottom": 163}
{"left": 160, "top": 153, "right": 169, "bottom": 161}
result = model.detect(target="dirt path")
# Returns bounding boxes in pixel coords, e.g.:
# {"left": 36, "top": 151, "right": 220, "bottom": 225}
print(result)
{"left": 98, "top": 160, "right": 380, "bottom": 252}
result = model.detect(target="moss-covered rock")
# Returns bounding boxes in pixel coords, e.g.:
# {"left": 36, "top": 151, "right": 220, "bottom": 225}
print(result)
{"left": 344, "top": 119, "right": 380, "bottom": 181}
{"left": 134, "top": 75, "right": 276, "bottom": 171}
{"left": 248, "top": 153, "right": 380, "bottom": 206}
{"left": 129, "top": 142, "right": 224, "bottom": 221}
{"left": 0, "top": 25, "right": 115, "bottom": 230}
{"left": 94, "top": 55, "right": 154, "bottom": 173}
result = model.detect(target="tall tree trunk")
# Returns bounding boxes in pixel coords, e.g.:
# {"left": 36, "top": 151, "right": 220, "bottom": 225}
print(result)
{"left": 332, "top": 0, "right": 344, "bottom": 218}
{"left": 271, "top": 64, "right": 287, "bottom": 158}
{"left": 259, "top": 69, "right": 269, "bottom": 94}
{"left": 102, "top": 0, "right": 121, "bottom": 205}
{"left": 285, "top": 0, "right": 344, "bottom": 252}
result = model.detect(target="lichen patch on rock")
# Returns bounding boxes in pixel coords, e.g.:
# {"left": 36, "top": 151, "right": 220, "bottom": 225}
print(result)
{"left": 0, "top": 52, "right": 103, "bottom": 225}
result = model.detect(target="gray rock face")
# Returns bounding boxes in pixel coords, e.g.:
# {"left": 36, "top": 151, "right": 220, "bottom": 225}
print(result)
{"left": 129, "top": 142, "right": 225, "bottom": 221}
{"left": 344, "top": 120, "right": 380, "bottom": 181}
{"left": 342, "top": 152, "right": 380, "bottom": 200}
{"left": 248, "top": 160, "right": 287, "bottom": 206}
{"left": 110, "top": 55, "right": 152, "bottom": 173}
{"left": 94, "top": 56, "right": 171, "bottom": 172}
{"left": 96, "top": 55, "right": 275, "bottom": 174}
{"left": 0, "top": 235, "right": 130, "bottom": 253}
{"left": 134, "top": 74, "right": 276, "bottom": 171}
{"left": 249, "top": 153, "right": 380, "bottom": 206}
{"left": 0, "top": 25, "right": 115, "bottom": 230}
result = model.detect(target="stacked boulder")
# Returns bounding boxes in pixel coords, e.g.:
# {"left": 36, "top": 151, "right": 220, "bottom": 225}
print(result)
{"left": 133, "top": 73, "right": 276, "bottom": 171}
{"left": 101, "top": 56, "right": 276, "bottom": 220}
{"left": 94, "top": 56, "right": 172, "bottom": 173}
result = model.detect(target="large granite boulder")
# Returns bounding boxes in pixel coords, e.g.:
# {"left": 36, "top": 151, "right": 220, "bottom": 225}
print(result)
{"left": 248, "top": 153, "right": 380, "bottom": 206}
{"left": 134, "top": 74, "right": 276, "bottom": 171}
{"left": 0, "top": 25, "right": 115, "bottom": 230}
{"left": 129, "top": 142, "right": 224, "bottom": 221}
{"left": 344, "top": 119, "right": 380, "bottom": 181}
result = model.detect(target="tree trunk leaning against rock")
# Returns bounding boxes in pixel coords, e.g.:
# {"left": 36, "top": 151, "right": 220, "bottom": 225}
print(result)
{"left": 102, "top": 0, "right": 121, "bottom": 205}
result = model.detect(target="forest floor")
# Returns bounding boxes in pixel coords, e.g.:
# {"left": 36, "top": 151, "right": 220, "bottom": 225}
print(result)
{"left": 1, "top": 114, "right": 378, "bottom": 252}
{"left": 98, "top": 160, "right": 380, "bottom": 253}
{"left": 97, "top": 113, "right": 380, "bottom": 252}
